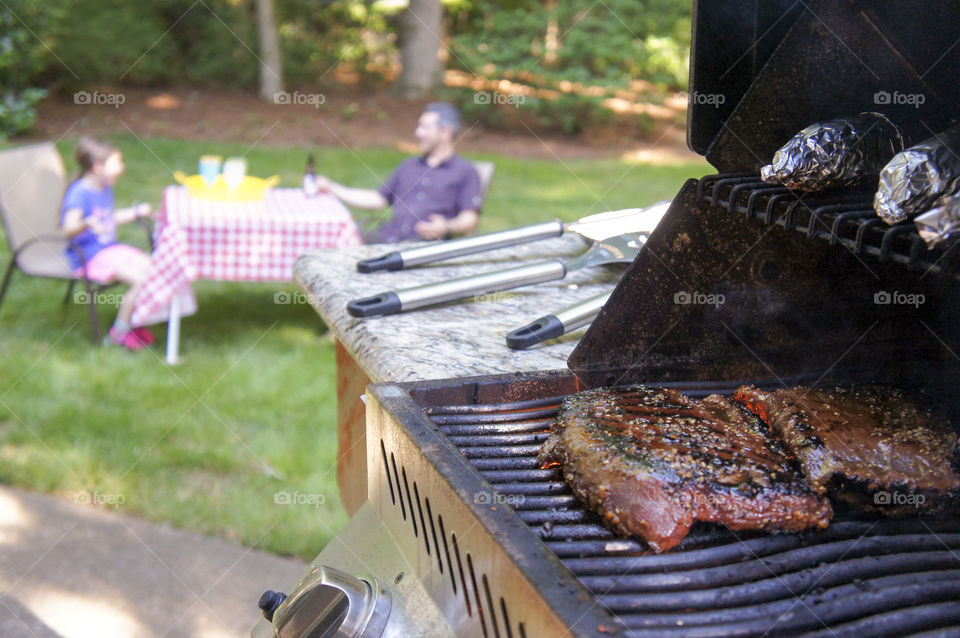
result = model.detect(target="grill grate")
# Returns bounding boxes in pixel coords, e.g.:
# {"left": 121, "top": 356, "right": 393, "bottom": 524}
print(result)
{"left": 696, "top": 173, "right": 960, "bottom": 282}
{"left": 425, "top": 388, "right": 960, "bottom": 637}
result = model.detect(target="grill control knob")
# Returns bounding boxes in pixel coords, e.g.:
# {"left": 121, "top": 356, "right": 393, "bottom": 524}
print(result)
{"left": 268, "top": 565, "right": 391, "bottom": 637}
{"left": 258, "top": 589, "right": 287, "bottom": 621}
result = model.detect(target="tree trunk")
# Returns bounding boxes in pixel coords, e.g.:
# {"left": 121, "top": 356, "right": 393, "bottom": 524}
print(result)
{"left": 256, "top": 0, "right": 283, "bottom": 101}
{"left": 396, "top": 0, "right": 443, "bottom": 98}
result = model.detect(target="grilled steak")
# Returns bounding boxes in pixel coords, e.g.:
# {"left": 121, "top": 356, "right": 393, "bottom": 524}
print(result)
{"left": 734, "top": 386, "right": 960, "bottom": 514}
{"left": 540, "top": 386, "right": 832, "bottom": 552}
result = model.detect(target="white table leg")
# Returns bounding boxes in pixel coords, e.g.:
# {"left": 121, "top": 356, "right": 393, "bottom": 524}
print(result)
{"left": 166, "top": 295, "right": 181, "bottom": 365}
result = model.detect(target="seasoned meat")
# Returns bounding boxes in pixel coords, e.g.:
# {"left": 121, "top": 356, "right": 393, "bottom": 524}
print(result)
{"left": 540, "top": 386, "right": 832, "bottom": 553}
{"left": 734, "top": 386, "right": 960, "bottom": 514}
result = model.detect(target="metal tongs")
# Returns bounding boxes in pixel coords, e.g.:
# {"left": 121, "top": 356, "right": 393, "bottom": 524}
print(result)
{"left": 347, "top": 232, "right": 646, "bottom": 317}
{"left": 355, "top": 202, "right": 668, "bottom": 273}
{"left": 505, "top": 291, "right": 612, "bottom": 350}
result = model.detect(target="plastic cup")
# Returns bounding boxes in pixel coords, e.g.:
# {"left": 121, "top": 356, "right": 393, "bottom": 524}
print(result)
{"left": 198, "top": 155, "right": 223, "bottom": 186}
{"left": 223, "top": 157, "right": 247, "bottom": 190}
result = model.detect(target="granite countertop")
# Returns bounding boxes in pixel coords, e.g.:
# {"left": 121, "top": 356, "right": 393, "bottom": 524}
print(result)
{"left": 294, "top": 235, "right": 624, "bottom": 383}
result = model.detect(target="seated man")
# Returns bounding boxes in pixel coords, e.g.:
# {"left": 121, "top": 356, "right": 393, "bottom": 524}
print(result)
{"left": 317, "top": 102, "right": 482, "bottom": 242}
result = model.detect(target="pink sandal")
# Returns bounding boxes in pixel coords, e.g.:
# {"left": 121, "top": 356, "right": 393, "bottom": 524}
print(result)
{"left": 106, "top": 327, "right": 146, "bottom": 351}
{"left": 132, "top": 327, "right": 155, "bottom": 346}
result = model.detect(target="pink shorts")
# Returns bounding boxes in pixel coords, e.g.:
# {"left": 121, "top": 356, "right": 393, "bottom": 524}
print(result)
{"left": 74, "top": 244, "right": 147, "bottom": 284}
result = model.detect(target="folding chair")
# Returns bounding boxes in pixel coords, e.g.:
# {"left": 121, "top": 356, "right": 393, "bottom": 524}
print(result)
{"left": 0, "top": 142, "right": 148, "bottom": 344}
{"left": 471, "top": 160, "right": 496, "bottom": 206}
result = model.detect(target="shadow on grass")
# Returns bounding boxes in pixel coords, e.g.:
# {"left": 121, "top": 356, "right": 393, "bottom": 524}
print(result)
{"left": 171, "top": 281, "right": 330, "bottom": 344}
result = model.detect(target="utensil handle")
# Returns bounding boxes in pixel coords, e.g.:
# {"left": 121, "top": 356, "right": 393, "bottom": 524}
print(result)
{"left": 347, "top": 260, "right": 567, "bottom": 317}
{"left": 356, "top": 221, "right": 565, "bottom": 272}
{"left": 505, "top": 291, "right": 611, "bottom": 350}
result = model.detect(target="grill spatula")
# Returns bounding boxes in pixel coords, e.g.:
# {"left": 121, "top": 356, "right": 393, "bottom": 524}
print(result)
{"left": 347, "top": 232, "right": 645, "bottom": 317}
{"left": 355, "top": 202, "right": 667, "bottom": 273}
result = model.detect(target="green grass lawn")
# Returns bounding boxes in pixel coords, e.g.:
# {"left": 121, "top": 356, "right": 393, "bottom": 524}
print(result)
{"left": 0, "top": 134, "right": 709, "bottom": 559}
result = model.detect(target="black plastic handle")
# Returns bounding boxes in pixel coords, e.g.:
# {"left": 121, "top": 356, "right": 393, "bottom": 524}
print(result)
{"left": 356, "top": 251, "right": 404, "bottom": 273}
{"left": 505, "top": 315, "right": 564, "bottom": 350}
{"left": 346, "top": 291, "right": 402, "bottom": 317}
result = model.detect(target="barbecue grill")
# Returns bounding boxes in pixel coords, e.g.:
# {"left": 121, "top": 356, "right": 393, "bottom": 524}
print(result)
{"left": 253, "top": 1, "right": 960, "bottom": 636}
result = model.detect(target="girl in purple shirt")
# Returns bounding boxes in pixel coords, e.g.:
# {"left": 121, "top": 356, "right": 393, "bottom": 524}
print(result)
{"left": 61, "top": 137, "right": 154, "bottom": 350}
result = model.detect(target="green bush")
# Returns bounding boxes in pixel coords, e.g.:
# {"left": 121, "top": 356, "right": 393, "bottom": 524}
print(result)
{"left": 0, "top": 2, "right": 48, "bottom": 139}
{"left": 278, "top": 0, "right": 398, "bottom": 88}
{"left": 20, "top": 0, "right": 400, "bottom": 93}
{"left": 41, "top": 0, "right": 178, "bottom": 91}
{"left": 177, "top": 1, "right": 260, "bottom": 89}
{"left": 446, "top": 0, "right": 690, "bottom": 135}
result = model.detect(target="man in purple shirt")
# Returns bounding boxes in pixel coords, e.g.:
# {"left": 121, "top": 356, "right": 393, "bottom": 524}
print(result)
{"left": 317, "top": 102, "right": 483, "bottom": 243}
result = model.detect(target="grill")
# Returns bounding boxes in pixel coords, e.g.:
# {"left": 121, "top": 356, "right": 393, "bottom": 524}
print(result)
{"left": 254, "top": 2, "right": 960, "bottom": 636}
{"left": 358, "top": 372, "right": 960, "bottom": 638}
{"left": 695, "top": 174, "right": 960, "bottom": 282}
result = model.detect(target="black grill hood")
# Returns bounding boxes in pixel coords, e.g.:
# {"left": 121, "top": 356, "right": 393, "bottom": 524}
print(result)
{"left": 568, "top": 0, "right": 960, "bottom": 419}
{"left": 688, "top": 0, "right": 960, "bottom": 171}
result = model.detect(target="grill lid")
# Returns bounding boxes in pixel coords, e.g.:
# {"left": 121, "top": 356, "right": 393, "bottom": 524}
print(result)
{"left": 571, "top": 1, "right": 960, "bottom": 393}
{"left": 688, "top": 0, "right": 960, "bottom": 171}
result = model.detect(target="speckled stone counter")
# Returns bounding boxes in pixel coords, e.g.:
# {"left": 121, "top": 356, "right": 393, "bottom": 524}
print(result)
{"left": 294, "top": 234, "right": 622, "bottom": 383}
{"left": 294, "top": 235, "right": 623, "bottom": 513}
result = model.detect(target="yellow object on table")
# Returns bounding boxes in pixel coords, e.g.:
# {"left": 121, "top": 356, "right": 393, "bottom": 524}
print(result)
{"left": 173, "top": 171, "right": 280, "bottom": 202}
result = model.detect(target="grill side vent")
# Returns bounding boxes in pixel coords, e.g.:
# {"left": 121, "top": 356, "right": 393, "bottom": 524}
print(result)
{"left": 379, "top": 438, "right": 525, "bottom": 638}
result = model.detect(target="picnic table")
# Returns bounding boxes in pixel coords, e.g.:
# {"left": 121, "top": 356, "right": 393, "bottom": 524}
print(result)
{"left": 131, "top": 185, "right": 362, "bottom": 362}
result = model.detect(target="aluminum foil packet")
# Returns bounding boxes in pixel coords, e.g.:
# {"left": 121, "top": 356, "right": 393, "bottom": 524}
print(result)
{"left": 874, "top": 124, "right": 960, "bottom": 225}
{"left": 914, "top": 195, "right": 960, "bottom": 248}
{"left": 761, "top": 112, "right": 903, "bottom": 191}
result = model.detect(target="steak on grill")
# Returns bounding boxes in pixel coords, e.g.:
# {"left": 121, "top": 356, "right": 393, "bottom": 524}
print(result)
{"left": 539, "top": 386, "right": 832, "bottom": 552}
{"left": 734, "top": 385, "right": 960, "bottom": 514}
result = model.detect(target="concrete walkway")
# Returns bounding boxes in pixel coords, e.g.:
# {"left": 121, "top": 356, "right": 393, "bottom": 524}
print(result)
{"left": 0, "top": 486, "right": 307, "bottom": 638}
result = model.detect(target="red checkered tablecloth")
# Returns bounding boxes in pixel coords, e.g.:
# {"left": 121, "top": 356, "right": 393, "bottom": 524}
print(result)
{"left": 131, "top": 186, "right": 361, "bottom": 326}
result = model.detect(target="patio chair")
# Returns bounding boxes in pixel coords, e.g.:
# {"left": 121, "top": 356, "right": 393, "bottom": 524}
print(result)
{"left": 472, "top": 160, "right": 495, "bottom": 206}
{"left": 360, "top": 160, "right": 496, "bottom": 242}
{"left": 0, "top": 142, "right": 149, "bottom": 344}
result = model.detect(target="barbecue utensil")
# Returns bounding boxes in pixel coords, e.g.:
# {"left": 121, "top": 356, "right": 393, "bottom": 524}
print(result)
{"left": 505, "top": 291, "right": 612, "bottom": 350}
{"left": 347, "top": 232, "right": 645, "bottom": 317}
{"left": 355, "top": 202, "right": 667, "bottom": 273}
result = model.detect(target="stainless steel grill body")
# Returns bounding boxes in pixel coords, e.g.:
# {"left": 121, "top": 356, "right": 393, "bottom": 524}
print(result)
{"left": 360, "top": 372, "right": 960, "bottom": 637}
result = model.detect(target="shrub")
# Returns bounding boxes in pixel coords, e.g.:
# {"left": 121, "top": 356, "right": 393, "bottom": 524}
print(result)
{"left": 41, "top": 0, "right": 178, "bottom": 91}
{"left": 0, "top": 1, "right": 48, "bottom": 139}
{"left": 445, "top": 0, "right": 690, "bottom": 135}
{"left": 278, "top": 0, "right": 398, "bottom": 88}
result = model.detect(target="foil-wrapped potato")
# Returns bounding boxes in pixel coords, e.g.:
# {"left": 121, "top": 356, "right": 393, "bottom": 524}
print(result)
{"left": 914, "top": 195, "right": 960, "bottom": 248}
{"left": 761, "top": 112, "right": 903, "bottom": 191}
{"left": 874, "top": 124, "right": 960, "bottom": 225}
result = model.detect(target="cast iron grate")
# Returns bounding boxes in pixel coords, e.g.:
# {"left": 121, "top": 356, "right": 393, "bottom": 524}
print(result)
{"left": 695, "top": 173, "right": 960, "bottom": 282}
{"left": 424, "top": 386, "right": 960, "bottom": 637}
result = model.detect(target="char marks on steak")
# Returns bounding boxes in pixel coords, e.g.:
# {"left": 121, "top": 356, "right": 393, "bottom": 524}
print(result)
{"left": 734, "top": 385, "right": 960, "bottom": 514}
{"left": 539, "top": 386, "right": 832, "bottom": 553}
